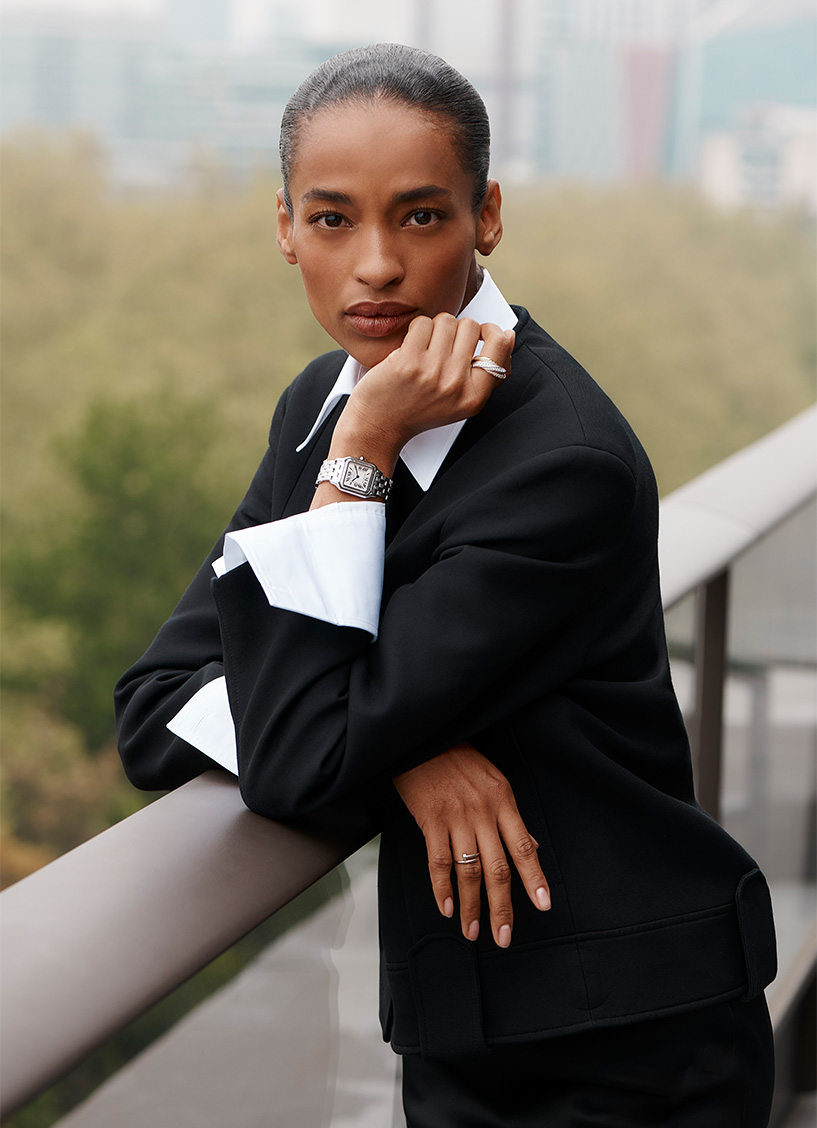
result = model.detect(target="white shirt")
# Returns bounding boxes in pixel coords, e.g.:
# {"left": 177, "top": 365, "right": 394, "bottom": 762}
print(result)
{"left": 167, "top": 271, "right": 516, "bottom": 772}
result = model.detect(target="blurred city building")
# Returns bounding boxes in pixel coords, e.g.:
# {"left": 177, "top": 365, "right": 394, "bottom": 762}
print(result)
{"left": 0, "top": 3, "right": 341, "bottom": 186}
{"left": 1, "top": 0, "right": 815, "bottom": 205}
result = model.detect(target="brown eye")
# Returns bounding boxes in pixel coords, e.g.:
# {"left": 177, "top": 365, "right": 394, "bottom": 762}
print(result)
{"left": 412, "top": 211, "right": 434, "bottom": 226}
{"left": 310, "top": 212, "right": 347, "bottom": 228}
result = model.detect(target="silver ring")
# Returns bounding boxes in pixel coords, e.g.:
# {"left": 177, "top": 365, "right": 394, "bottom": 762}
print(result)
{"left": 454, "top": 852, "right": 480, "bottom": 865}
{"left": 470, "top": 356, "right": 507, "bottom": 380}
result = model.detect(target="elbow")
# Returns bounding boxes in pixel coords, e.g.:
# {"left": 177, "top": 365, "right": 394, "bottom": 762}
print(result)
{"left": 238, "top": 759, "right": 380, "bottom": 843}
{"left": 118, "top": 741, "right": 203, "bottom": 794}
{"left": 238, "top": 770, "right": 322, "bottom": 823}
{"left": 116, "top": 718, "right": 211, "bottom": 793}
{"left": 237, "top": 743, "right": 347, "bottom": 823}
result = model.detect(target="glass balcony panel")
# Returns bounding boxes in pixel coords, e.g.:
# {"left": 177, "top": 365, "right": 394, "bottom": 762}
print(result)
{"left": 720, "top": 500, "right": 816, "bottom": 884}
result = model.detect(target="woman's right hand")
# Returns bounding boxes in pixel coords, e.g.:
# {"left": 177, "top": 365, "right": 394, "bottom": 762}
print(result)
{"left": 329, "top": 316, "right": 514, "bottom": 477}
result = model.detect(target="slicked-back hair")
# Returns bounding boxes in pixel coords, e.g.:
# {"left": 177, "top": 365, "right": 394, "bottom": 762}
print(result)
{"left": 280, "top": 43, "right": 490, "bottom": 214}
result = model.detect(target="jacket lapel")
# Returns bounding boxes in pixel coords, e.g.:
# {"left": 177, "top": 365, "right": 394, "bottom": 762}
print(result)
{"left": 384, "top": 336, "right": 540, "bottom": 553}
{"left": 279, "top": 395, "right": 349, "bottom": 519}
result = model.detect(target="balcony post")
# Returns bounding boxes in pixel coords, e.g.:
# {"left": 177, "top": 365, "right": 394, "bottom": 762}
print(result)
{"left": 691, "top": 569, "right": 730, "bottom": 822}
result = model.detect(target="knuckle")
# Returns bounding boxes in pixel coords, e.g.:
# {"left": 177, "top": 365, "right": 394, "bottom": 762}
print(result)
{"left": 428, "top": 851, "right": 452, "bottom": 872}
{"left": 487, "top": 858, "right": 512, "bottom": 884}
{"left": 458, "top": 863, "right": 483, "bottom": 883}
{"left": 514, "top": 835, "right": 538, "bottom": 859}
{"left": 490, "top": 777, "right": 513, "bottom": 804}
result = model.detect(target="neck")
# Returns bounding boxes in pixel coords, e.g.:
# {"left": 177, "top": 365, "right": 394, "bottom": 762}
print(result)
{"left": 460, "top": 261, "right": 483, "bottom": 311}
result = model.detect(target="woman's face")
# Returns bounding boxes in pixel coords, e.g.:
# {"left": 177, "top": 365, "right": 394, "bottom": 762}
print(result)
{"left": 277, "top": 99, "right": 502, "bottom": 368}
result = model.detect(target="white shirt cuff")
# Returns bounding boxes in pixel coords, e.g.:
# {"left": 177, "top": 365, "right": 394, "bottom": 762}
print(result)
{"left": 214, "top": 501, "right": 386, "bottom": 639}
{"left": 168, "top": 503, "right": 385, "bottom": 769}
{"left": 167, "top": 676, "right": 238, "bottom": 775}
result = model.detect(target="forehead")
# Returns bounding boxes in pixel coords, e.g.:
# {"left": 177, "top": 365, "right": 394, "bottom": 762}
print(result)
{"left": 289, "top": 100, "right": 471, "bottom": 203}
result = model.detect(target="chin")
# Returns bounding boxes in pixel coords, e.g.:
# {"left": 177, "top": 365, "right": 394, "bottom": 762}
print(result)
{"left": 346, "top": 337, "right": 405, "bottom": 369}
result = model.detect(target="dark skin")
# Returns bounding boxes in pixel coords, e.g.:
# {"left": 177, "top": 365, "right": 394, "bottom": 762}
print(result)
{"left": 276, "top": 98, "right": 551, "bottom": 949}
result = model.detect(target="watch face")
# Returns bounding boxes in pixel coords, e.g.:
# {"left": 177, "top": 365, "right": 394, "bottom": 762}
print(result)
{"left": 343, "top": 460, "right": 373, "bottom": 493}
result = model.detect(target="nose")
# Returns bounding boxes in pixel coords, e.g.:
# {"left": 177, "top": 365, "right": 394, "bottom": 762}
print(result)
{"left": 354, "top": 226, "right": 404, "bottom": 290}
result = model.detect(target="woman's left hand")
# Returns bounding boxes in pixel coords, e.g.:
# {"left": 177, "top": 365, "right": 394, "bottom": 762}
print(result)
{"left": 393, "top": 742, "right": 551, "bottom": 948}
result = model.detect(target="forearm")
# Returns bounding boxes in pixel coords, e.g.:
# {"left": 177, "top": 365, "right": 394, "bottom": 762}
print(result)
{"left": 310, "top": 403, "right": 402, "bottom": 510}
{"left": 215, "top": 446, "right": 637, "bottom": 821}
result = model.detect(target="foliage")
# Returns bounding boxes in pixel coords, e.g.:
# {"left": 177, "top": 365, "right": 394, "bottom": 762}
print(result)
{"left": 0, "top": 694, "right": 144, "bottom": 887}
{"left": 4, "top": 390, "right": 243, "bottom": 747}
{"left": 492, "top": 184, "right": 815, "bottom": 494}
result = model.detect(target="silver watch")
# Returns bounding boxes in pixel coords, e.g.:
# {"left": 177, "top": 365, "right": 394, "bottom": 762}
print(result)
{"left": 315, "top": 456, "right": 392, "bottom": 500}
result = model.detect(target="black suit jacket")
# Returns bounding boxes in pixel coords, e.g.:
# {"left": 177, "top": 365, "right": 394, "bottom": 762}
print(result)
{"left": 115, "top": 308, "right": 776, "bottom": 1060}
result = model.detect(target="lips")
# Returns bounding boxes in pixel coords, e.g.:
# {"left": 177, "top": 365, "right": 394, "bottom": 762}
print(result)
{"left": 345, "top": 302, "right": 417, "bottom": 339}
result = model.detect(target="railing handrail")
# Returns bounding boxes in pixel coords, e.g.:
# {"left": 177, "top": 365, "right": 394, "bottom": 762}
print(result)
{"left": 2, "top": 406, "right": 816, "bottom": 1120}
{"left": 0, "top": 774, "right": 359, "bottom": 1118}
{"left": 658, "top": 405, "right": 816, "bottom": 609}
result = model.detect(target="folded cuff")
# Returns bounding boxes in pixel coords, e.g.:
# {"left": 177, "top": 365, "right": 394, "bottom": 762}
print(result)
{"left": 214, "top": 501, "right": 386, "bottom": 639}
{"left": 166, "top": 676, "right": 237, "bottom": 775}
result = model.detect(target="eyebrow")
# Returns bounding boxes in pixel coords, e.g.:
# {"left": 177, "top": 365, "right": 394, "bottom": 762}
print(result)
{"left": 300, "top": 185, "right": 454, "bottom": 206}
{"left": 393, "top": 185, "right": 453, "bottom": 204}
{"left": 301, "top": 188, "right": 353, "bottom": 205}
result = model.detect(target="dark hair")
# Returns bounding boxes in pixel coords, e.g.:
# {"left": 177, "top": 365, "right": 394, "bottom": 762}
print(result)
{"left": 280, "top": 43, "right": 490, "bottom": 213}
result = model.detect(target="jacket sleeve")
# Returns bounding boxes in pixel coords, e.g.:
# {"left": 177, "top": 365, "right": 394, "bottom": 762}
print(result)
{"left": 213, "top": 443, "right": 639, "bottom": 822}
{"left": 114, "top": 385, "right": 290, "bottom": 792}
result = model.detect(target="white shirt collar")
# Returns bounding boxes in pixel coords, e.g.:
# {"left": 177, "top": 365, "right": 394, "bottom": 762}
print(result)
{"left": 295, "top": 269, "right": 517, "bottom": 491}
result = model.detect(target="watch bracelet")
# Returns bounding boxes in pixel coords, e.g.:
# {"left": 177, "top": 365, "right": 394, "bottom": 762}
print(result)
{"left": 315, "top": 456, "right": 392, "bottom": 500}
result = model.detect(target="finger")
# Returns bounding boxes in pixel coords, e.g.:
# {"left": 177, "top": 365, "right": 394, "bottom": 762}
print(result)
{"left": 450, "top": 316, "right": 481, "bottom": 364}
{"left": 498, "top": 805, "right": 551, "bottom": 914}
{"left": 424, "top": 826, "right": 455, "bottom": 920}
{"left": 479, "top": 323, "right": 515, "bottom": 373}
{"left": 423, "top": 311, "right": 459, "bottom": 359}
{"left": 453, "top": 840, "right": 483, "bottom": 942}
{"left": 399, "top": 314, "right": 434, "bottom": 353}
{"left": 477, "top": 829, "right": 515, "bottom": 948}
{"left": 463, "top": 325, "right": 514, "bottom": 403}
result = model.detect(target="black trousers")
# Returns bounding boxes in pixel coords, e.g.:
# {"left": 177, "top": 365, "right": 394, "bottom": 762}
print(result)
{"left": 401, "top": 995, "right": 774, "bottom": 1128}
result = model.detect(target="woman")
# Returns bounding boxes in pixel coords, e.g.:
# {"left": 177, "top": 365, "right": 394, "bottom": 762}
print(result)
{"left": 116, "top": 43, "right": 776, "bottom": 1126}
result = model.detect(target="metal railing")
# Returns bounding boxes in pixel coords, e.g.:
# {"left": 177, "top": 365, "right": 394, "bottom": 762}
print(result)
{"left": 2, "top": 405, "right": 815, "bottom": 1122}
{"left": 658, "top": 406, "right": 816, "bottom": 819}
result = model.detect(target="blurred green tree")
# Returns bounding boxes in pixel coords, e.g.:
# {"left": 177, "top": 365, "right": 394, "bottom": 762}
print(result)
{"left": 3, "top": 390, "right": 242, "bottom": 749}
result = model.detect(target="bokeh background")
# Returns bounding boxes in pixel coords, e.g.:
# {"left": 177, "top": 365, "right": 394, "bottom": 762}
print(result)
{"left": 1, "top": 0, "right": 815, "bottom": 886}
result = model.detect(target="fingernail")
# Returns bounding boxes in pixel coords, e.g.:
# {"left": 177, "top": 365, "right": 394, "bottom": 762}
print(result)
{"left": 443, "top": 897, "right": 454, "bottom": 918}
{"left": 467, "top": 920, "right": 479, "bottom": 941}
{"left": 536, "top": 886, "right": 551, "bottom": 911}
{"left": 498, "top": 925, "right": 511, "bottom": 948}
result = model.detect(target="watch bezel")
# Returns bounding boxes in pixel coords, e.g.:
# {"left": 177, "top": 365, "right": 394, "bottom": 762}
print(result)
{"left": 341, "top": 457, "right": 375, "bottom": 496}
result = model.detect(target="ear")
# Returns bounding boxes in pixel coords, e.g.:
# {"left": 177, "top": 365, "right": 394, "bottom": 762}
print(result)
{"left": 475, "top": 180, "right": 503, "bottom": 258}
{"left": 276, "top": 187, "right": 298, "bottom": 265}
